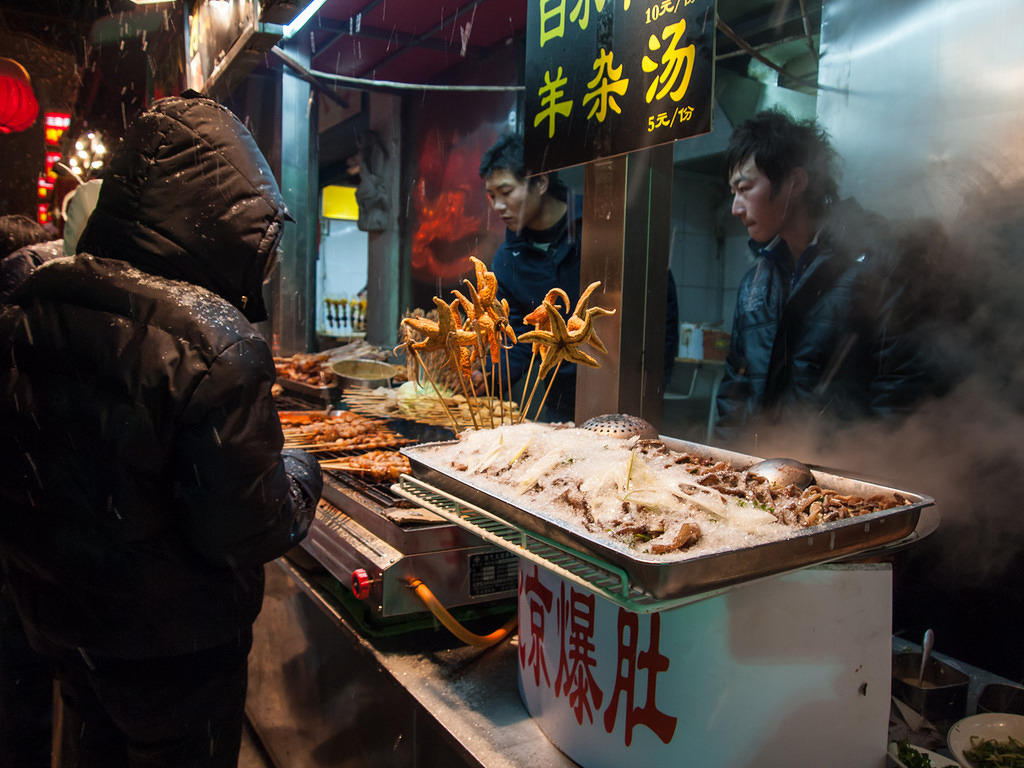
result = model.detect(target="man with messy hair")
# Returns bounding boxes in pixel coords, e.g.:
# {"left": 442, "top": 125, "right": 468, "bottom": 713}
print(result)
{"left": 715, "top": 109, "right": 929, "bottom": 442}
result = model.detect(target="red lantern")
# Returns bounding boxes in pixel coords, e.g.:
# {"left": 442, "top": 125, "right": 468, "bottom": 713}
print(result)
{"left": 0, "top": 57, "right": 40, "bottom": 135}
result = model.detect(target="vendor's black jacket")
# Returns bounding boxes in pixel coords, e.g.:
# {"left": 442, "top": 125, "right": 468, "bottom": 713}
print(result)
{"left": 714, "top": 199, "right": 937, "bottom": 437}
{"left": 493, "top": 210, "right": 582, "bottom": 423}
{"left": 492, "top": 205, "right": 680, "bottom": 422}
{"left": 0, "top": 96, "right": 322, "bottom": 659}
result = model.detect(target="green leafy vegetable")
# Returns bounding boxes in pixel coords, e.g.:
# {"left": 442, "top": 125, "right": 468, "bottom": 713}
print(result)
{"left": 964, "top": 735, "right": 1024, "bottom": 767}
{"left": 897, "top": 740, "right": 933, "bottom": 768}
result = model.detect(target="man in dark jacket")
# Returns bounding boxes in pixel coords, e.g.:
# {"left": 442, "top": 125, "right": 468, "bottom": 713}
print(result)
{"left": 479, "top": 133, "right": 679, "bottom": 422}
{"left": 480, "top": 133, "right": 580, "bottom": 422}
{"left": 714, "top": 110, "right": 923, "bottom": 443}
{"left": 0, "top": 95, "right": 322, "bottom": 767}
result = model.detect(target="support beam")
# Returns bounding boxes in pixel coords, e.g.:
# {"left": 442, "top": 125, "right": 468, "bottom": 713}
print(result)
{"left": 576, "top": 143, "right": 673, "bottom": 428}
{"left": 364, "top": 91, "right": 403, "bottom": 349}
{"left": 277, "top": 34, "right": 319, "bottom": 354}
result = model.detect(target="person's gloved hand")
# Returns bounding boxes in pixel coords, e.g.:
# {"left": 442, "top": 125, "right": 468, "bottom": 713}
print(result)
{"left": 281, "top": 448, "right": 323, "bottom": 543}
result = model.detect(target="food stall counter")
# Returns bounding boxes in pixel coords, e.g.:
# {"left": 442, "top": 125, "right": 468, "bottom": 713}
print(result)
{"left": 246, "top": 556, "right": 580, "bottom": 768}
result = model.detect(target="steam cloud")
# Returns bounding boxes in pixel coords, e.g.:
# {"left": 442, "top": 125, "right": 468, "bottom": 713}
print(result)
{"left": 720, "top": 170, "right": 1024, "bottom": 678}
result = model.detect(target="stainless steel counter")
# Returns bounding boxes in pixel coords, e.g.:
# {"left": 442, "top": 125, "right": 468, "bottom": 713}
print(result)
{"left": 246, "top": 556, "right": 579, "bottom": 768}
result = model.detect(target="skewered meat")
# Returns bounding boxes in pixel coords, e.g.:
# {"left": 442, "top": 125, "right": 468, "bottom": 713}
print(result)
{"left": 279, "top": 410, "right": 413, "bottom": 451}
{"left": 323, "top": 450, "right": 411, "bottom": 482}
{"left": 274, "top": 352, "right": 333, "bottom": 385}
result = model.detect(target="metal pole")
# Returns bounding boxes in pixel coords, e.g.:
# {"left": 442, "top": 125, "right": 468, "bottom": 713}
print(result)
{"left": 576, "top": 143, "right": 673, "bottom": 428}
{"left": 278, "top": 33, "right": 319, "bottom": 354}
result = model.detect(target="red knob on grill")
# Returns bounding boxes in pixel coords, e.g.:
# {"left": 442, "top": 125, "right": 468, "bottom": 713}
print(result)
{"left": 351, "top": 569, "right": 372, "bottom": 600}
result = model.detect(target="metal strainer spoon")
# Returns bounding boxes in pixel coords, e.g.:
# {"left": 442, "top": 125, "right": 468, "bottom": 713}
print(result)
{"left": 580, "top": 413, "right": 659, "bottom": 440}
{"left": 746, "top": 457, "right": 816, "bottom": 489}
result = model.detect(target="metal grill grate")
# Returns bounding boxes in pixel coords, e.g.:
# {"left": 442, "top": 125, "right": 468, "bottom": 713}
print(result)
{"left": 392, "top": 475, "right": 740, "bottom": 614}
{"left": 323, "top": 461, "right": 402, "bottom": 507}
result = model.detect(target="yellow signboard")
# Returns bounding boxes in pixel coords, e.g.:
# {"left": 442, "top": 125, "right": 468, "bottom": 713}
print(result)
{"left": 321, "top": 185, "right": 359, "bottom": 220}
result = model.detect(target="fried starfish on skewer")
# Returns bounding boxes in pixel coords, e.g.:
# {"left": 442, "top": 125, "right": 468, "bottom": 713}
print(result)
{"left": 567, "top": 281, "right": 615, "bottom": 354}
{"left": 520, "top": 288, "right": 569, "bottom": 372}
{"left": 519, "top": 299, "right": 611, "bottom": 380}
{"left": 401, "top": 296, "right": 477, "bottom": 355}
{"left": 454, "top": 257, "right": 517, "bottom": 362}
{"left": 397, "top": 297, "right": 479, "bottom": 431}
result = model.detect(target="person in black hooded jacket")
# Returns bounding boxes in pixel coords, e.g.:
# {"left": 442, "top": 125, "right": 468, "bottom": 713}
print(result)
{"left": 0, "top": 94, "right": 322, "bottom": 767}
{"left": 713, "top": 110, "right": 937, "bottom": 444}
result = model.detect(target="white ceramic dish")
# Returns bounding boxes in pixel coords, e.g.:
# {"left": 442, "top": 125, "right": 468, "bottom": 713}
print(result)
{"left": 947, "top": 713, "right": 1024, "bottom": 767}
{"left": 888, "top": 741, "right": 959, "bottom": 767}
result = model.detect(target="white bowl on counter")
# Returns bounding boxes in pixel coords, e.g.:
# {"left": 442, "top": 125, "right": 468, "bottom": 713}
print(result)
{"left": 887, "top": 740, "right": 958, "bottom": 767}
{"left": 947, "top": 712, "right": 1024, "bottom": 767}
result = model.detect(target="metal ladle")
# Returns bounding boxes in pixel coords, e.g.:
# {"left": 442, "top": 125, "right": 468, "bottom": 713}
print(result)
{"left": 918, "top": 628, "right": 935, "bottom": 686}
{"left": 746, "top": 457, "right": 816, "bottom": 490}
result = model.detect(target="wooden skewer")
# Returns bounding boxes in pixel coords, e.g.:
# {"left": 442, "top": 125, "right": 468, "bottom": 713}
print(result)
{"left": 448, "top": 343, "right": 479, "bottom": 431}
{"left": 532, "top": 359, "right": 563, "bottom": 422}
{"left": 412, "top": 347, "right": 462, "bottom": 433}
{"left": 316, "top": 463, "right": 406, "bottom": 481}
{"left": 471, "top": 330, "right": 494, "bottom": 429}
{"left": 504, "top": 345, "right": 515, "bottom": 425}
{"left": 283, "top": 441, "right": 411, "bottom": 453}
{"left": 517, "top": 348, "right": 538, "bottom": 424}
{"left": 519, "top": 350, "right": 546, "bottom": 425}
{"left": 317, "top": 461, "right": 404, "bottom": 472}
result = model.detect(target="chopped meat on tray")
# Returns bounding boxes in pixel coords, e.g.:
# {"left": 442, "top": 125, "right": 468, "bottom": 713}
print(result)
{"left": 427, "top": 422, "right": 906, "bottom": 558}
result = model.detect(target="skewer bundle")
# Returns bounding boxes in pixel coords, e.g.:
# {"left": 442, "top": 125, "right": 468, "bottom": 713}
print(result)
{"left": 340, "top": 388, "right": 519, "bottom": 428}
{"left": 395, "top": 257, "right": 521, "bottom": 433}
{"left": 394, "top": 258, "right": 616, "bottom": 432}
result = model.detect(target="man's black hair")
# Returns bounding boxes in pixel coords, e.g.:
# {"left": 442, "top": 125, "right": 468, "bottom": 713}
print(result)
{"left": 479, "top": 132, "right": 568, "bottom": 202}
{"left": 0, "top": 214, "right": 51, "bottom": 260}
{"left": 725, "top": 110, "right": 840, "bottom": 218}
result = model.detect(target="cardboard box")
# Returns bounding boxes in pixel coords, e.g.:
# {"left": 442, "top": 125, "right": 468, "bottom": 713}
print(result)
{"left": 702, "top": 328, "right": 731, "bottom": 361}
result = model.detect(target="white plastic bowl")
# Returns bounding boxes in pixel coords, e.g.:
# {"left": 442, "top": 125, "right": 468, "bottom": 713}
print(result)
{"left": 947, "top": 712, "right": 1024, "bottom": 767}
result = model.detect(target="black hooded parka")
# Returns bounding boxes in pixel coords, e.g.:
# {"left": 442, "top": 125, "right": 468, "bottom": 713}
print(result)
{"left": 0, "top": 96, "right": 322, "bottom": 659}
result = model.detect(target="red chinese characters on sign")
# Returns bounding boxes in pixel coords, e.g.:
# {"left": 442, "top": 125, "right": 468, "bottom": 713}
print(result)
{"left": 553, "top": 582, "right": 602, "bottom": 725}
{"left": 518, "top": 570, "right": 678, "bottom": 748}
{"left": 603, "top": 609, "right": 677, "bottom": 746}
{"left": 519, "top": 563, "right": 553, "bottom": 688}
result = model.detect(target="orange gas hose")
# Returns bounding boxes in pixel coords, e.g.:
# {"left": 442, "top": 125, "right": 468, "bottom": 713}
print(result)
{"left": 406, "top": 577, "right": 518, "bottom": 647}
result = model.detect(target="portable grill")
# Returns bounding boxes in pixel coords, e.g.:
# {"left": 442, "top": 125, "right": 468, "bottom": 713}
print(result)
{"left": 298, "top": 444, "right": 518, "bottom": 621}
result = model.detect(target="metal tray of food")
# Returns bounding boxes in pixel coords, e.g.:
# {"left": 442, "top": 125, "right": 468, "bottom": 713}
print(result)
{"left": 276, "top": 376, "right": 340, "bottom": 405}
{"left": 401, "top": 436, "right": 936, "bottom": 600}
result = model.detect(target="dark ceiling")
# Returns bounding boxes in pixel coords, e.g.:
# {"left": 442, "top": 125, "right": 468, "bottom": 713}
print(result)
{"left": 295, "top": 0, "right": 819, "bottom": 86}
{"left": 0, "top": 0, "right": 137, "bottom": 58}
{"left": 305, "top": 0, "right": 528, "bottom": 84}
{"left": 2, "top": 0, "right": 822, "bottom": 93}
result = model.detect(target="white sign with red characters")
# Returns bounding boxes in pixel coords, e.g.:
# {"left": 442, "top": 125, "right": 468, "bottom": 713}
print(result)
{"left": 516, "top": 562, "right": 892, "bottom": 768}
